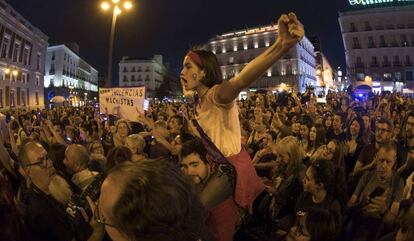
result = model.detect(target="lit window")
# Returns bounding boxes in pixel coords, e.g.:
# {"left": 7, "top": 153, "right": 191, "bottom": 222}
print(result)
{"left": 233, "top": 45, "right": 237, "bottom": 51}
{"left": 267, "top": 70, "right": 272, "bottom": 77}
{"left": 243, "top": 44, "right": 248, "bottom": 50}
{"left": 254, "top": 41, "right": 259, "bottom": 48}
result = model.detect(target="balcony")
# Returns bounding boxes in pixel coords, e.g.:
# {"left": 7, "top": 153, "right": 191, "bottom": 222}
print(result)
{"left": 405, "top": 61, "right": 413, "bottom": 67}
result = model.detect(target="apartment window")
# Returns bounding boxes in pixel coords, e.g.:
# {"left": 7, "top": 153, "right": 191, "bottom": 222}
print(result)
{"left": 49, "top": 64, "right": 55, "bottom": 75}
{"left": 123, "top": 75, "right": 128, "bottom": 82}
{"left": 36, "top": 53, "right": 41, "bottom": 71}
{"left": 401, "top": 34, "right": 408, "bottom": 46}
{"left": 21, "top": 91, "right": 25, "bottom": 106}
{"left": 395, "top": 72, "right": 402, "bottom": 81}
{"left": 22, "top": 73, "right": 26, "bottom": 83}
{"left": 22, "top": 46, "right": 30, "bottom": 66}
{"left": 406, "top": 56, "right": 412, "bottom": 66}
{"left": 0, "top": 35, "right": 10, "bottom": 58}
{"left": 371, "top": 56, "right": 378, "bottom": 67}
{"left": 138, "top": 67, "right": 142, "bottom": 72}
{"left": 36, "top": 76, "right": 40, "bottom": 86}
{"left": 16, "top": 87, "right": 20, "bottom": 106}
{"left": 384, "top": 73, "right": 392, "bottom": 79}
{"left": 394, "top": 56, "right": 401, "bottom": 66}
{"left": 35, "top": 92, "right": 39, "bottom": 105}
{"left": 350, "top": 23, "right": 357, "bottom": 32}
{"left": 352, "top": 37, "right": 361, "bottom": 49}
{"left": 368, "top": 36, "right": 375, "bottom": 48}
{"left": 10, "top": 89, "right": 15, "bottom": 107}
{"left": 229, "top": 56, "right": 234, "bottom": 64}
{"left": 12, "top": 41, "right": 21, "bottom": 62}
{"left": 132, "top": 66, "right": 136, "bottom": 72}
{"left": 123, "top": 67, "right": 128, "bottom": 72}
{"left": 131, "top": 75, "right": 136, "bottom": 81}
{"left": 51, "top": 52, "right": 55, "bottom": 60}
{"left": 407, "top": 71, "right": 413, "bottom": 81}
{"left": 383, "top": 56, "right": 390, "bottom": 67}
{"left": 380, "top": 35, "right": 387, "bottom": 47}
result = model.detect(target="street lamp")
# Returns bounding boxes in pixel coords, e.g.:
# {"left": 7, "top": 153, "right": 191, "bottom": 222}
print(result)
{"left": 4, "top": 67, "right": 18, "bottom": 81}
{"left": 100, "top": 0, "right": 134, "bottom": 88}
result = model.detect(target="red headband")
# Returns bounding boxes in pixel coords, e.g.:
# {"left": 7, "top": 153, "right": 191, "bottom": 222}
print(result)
{"left": 186, "top": 51, "right": 203, "bottom": 68}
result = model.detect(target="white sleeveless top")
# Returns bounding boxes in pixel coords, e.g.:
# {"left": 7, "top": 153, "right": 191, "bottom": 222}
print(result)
{"left": 195, "top": 85, "right": 241, "bottom": 157}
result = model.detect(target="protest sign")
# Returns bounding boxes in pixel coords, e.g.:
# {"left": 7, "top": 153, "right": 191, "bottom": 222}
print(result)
{"left": 99, "top": 87, "right": 145, "bottom": 121}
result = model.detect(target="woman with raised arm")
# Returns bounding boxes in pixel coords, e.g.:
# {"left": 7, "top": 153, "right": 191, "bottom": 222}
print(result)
{"left": 179, "top": 13, "right": 304, "bottom": 241}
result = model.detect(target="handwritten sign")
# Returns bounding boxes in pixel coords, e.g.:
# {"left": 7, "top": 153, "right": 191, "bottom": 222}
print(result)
{"left": 99, "top": 87, "right": 145, "bottom": 121}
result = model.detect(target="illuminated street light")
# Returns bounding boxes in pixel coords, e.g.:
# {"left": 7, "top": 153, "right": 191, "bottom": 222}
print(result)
{"left": 12, "top": 70, "right": 18, "bottom": 76}
{"left": 99, "top": 0, "right": 134, "bottom": 87}
{"left": 5, "top": 68, "right": 10, "bottom": 74}
{"left": 101, "top": 2, "right": 110, "bottom": 10}
{"left": 124, "top": 1, "right": 133, "bottom": 10}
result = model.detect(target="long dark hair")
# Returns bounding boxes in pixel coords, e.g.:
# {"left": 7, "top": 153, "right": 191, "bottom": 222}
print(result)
{"left": 346, "top": 116, "right": 365, "bottom": 143}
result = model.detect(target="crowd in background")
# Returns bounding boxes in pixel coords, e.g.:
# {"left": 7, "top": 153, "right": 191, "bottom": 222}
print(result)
{"left": 0, "top": 88, "right": 414, "bottom": 241}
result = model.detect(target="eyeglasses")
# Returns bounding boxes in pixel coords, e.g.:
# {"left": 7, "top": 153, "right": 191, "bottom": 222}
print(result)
{"left": 24, "top": 155, "right": 51, "bottom": 169}
{"left": 94, "top": 200, "right": 117, "bottom": 228}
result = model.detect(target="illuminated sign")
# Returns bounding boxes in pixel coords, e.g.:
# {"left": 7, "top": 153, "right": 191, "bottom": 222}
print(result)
{"left": 349, "top": 0, "right": 414, "bottom": 6}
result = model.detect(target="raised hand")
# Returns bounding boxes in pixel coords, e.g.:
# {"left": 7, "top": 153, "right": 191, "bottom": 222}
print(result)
{"left": 277, "top": 13, "right": 304, "bottom": 51}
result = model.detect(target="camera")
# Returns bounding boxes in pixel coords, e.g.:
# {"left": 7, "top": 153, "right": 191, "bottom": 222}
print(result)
{"left": 66, "top": 173, "right": 105, "bottom": 219}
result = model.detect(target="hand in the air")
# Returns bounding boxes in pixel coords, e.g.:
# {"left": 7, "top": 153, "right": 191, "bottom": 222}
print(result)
{"left": 277, "top": 13, "right": 304, "bottom": 51}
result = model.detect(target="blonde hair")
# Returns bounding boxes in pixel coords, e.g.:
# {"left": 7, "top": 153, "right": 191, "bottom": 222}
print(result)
{"left": 126, "top": 134, "right": 146, "bottom": 154}
{"left": 273, "top": 136, "right": 305, "bottom": 172}
{"left": 116, "top": 119, "right": 131, "bottom": 132}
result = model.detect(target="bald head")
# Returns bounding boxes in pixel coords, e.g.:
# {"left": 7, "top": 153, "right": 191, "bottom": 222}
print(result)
{"left": 64, "top": 144, "right": 90, "bottom": 173}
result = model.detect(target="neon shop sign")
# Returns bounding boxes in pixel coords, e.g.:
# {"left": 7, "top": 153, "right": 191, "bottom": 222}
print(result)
{"left": 349, "top": 0, "right": 414, "bottom": 6}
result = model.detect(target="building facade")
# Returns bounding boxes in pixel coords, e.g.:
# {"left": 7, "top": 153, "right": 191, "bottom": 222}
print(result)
{"left": 0, "top": 0, "right": 48, "bottom": 109}
{"left": 44, "top": 44, "right": 99, "bottom": 106}
{"left": 119, "top": 55, "right": 167, "bottom": 97}
{"left": 206, "top": 24, "right": 316, "bottom": 93}
{"left": 339, "top": 5, "right": 414, "bottom": 93}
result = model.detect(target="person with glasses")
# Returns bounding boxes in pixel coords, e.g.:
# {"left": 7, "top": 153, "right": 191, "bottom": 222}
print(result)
{"left": 347, "top": 142, "right": 404, "bottom": 241}
{"left": 396, "top": 112, "right": 414, "bottom": 180}
{"left": 96, "top": 160, "right": 212, "bottom": 241}
{"left": 353, "top": 118, "right": 394, "bottom": 178}
{"left": 18, "top": 141, "right": 93, "bottom": 241}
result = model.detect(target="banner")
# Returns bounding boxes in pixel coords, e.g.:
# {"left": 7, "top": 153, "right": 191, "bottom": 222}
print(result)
{"left": 99, "top": 87, "right": 145, "bottom": 121}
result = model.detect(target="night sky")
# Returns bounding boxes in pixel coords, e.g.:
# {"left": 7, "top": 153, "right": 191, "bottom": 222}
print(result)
{"left": 8, "top": 0, "right": 352, "bottom": 80}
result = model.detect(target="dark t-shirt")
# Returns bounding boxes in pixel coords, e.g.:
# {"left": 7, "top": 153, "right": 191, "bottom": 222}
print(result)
{"left": 326, "top": 129, "right": 346, "bottom": 142}
{"left": 295, "top": 191, "right": 341, "bottom": 214}
{"left": 23, "top": 188, "right": 90, "bottom": 241}
{"left": 358, "top": 143, "right": 378, "bottom": 166}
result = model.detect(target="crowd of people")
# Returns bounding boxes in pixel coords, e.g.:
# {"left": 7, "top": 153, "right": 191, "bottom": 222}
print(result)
{"left": 0, "top": 12, "right": 413, "bottom": 241}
